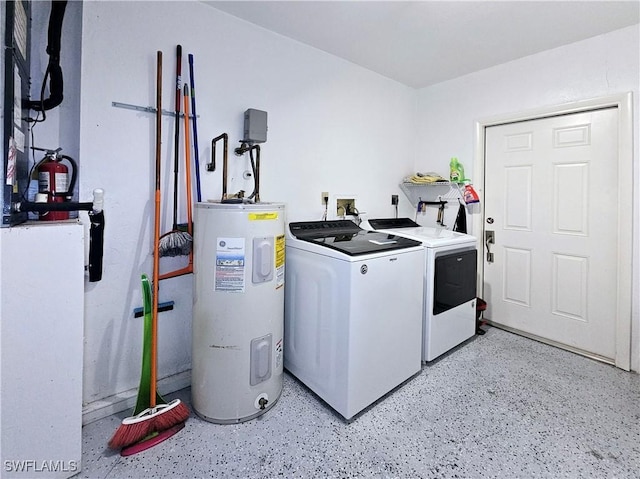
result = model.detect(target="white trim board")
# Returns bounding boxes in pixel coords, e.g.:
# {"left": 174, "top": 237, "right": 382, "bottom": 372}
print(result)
{"left": 82, "top": 370, "right": 191, "bottom": 425}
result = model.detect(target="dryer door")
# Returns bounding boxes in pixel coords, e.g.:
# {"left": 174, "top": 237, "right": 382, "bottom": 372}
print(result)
{"left": 433, "top": 249, "right": 477, "bottom": 315}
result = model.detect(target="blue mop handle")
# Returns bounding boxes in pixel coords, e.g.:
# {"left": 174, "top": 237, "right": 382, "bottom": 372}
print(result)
{"left": 188, "top": 53, "right": 202, "bottom": 202}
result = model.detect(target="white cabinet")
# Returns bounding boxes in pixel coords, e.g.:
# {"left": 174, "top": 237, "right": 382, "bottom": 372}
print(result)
{"left": 1, "top": 221, "right": 84, "bottom": 479}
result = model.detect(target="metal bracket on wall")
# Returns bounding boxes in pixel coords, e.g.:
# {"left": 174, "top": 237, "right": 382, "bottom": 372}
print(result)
{"left": 111, "top": 101, "right": 198, "bottom": 118}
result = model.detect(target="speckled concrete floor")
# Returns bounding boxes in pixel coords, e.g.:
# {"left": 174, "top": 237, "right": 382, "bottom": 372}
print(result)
{"left": 78, "top": 328, "right": 640, "bottom": 478}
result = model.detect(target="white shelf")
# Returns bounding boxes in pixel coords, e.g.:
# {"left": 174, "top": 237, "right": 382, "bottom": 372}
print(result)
{"left": 399, "top": 182, "right": 463, "bottom": 207}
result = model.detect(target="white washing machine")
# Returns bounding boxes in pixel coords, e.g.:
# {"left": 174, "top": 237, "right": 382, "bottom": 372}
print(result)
{"left": 366, "top": 218, "right": 477, "bottom": 362}
{"left": 285, "top": 220, "right": 424, "bottom": 420}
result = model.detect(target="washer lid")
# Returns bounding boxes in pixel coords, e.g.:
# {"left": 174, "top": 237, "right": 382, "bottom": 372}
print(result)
{"left": 289, "top": 220, "right": 422, "bottom": 256}
{"left": 367, "top": 217, "right": 477, "bottom": 247}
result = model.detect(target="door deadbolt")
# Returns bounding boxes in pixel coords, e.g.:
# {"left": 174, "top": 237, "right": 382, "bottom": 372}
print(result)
{"left": 486, "top": 217, "right": 494, "bottom": 224}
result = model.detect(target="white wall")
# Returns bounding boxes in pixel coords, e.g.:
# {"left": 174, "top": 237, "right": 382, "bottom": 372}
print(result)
{"left": 416, "top": 25, "right": 640, "bottom": 371}
{"left": 20, "top": 1, "right": 637, "bottom": 418}
{"left": 78, "top": 1, "right": 418, "bottom": 410}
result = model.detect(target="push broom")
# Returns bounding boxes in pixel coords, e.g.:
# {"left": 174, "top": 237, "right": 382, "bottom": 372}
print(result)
{"left": 108, "top": 275, "right": 187, "bottom": 453}
{"left": 108, "top": 51, "right": 189, "bottom": 452}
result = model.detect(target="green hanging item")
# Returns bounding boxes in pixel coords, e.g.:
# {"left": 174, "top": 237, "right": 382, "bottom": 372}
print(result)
{"left": 133, "top": 274, "right": 165, "bottom": 415}
{"left": 449, "top": 157, "right": 466, "bottom": 184}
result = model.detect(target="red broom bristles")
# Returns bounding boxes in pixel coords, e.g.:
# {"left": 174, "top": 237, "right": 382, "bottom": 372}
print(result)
{"left": 152, "top": 399, "right": 190, "bottom": 432}
{"left": 108, "top": 399, "right": 190, "bottom": 450}
{"left": 108, "top": 418, "right": 152, "bottom": 450}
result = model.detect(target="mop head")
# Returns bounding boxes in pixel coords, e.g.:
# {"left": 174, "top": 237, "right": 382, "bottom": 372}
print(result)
{"left": 158, "top": 230, "right": 193, "bottom": 257}
{"left": 108, "top": 399, "right": 190, "bottom": 450}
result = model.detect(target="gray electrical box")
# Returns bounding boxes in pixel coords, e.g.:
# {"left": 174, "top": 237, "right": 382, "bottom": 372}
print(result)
{"left": 2, "top": 0, "right": 32, "bottom": 226}
{"left": 243, "top": 108, "right": 267, "bottom": 144}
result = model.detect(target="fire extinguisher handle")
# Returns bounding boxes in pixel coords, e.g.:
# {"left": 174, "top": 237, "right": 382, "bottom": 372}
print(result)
{"left": 60, "top": 154, "right": 78, "bottom": 199}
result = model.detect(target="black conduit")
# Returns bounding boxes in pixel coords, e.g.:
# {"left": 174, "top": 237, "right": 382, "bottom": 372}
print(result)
{"left": 26, "top": 1, "right": 68, "bottom": 112}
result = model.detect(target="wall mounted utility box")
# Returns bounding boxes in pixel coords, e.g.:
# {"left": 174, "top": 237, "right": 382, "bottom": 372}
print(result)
{"left": 243, "top": 108, "right": 267, "bottom": 144}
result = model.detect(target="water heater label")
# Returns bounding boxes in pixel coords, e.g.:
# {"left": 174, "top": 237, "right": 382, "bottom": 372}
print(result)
{"left": 248, "top": 212, "right": 279, "bottom": 221}
{"left": 275, "top": 234, "right": 285, "bottom": 289}
{"left": 215, "top": 237, "right": 245, "bottom": 292}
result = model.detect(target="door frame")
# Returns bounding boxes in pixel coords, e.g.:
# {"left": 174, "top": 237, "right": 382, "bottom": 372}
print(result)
{"left": 473, "top": 92, "right": 633, "bottom": 371}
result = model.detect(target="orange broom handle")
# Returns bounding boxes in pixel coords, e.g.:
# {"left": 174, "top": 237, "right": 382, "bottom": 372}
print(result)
{"left": 151, "top": 51, "right": 162, "bottom": 408}
{"left": 183, "top": 84, "right": 193, "bottom": 239}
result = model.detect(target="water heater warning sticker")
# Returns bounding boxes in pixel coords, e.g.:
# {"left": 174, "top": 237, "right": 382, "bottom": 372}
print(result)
{"left": 248, "top": 212, "right": 278, "bottom": 221}
{"left": 275, "top": 235, "right": 285, "bottom": 289}
{"left": 215, "top": 237, "right": 245, "bottom": 292}
{"left": 275, "top": 338, "right": 283, "bottom": 369}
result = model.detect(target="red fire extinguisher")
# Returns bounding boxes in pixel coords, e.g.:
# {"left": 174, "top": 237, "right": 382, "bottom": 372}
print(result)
{"left": 36, "top": 149, "right": 77, "bottom": 221}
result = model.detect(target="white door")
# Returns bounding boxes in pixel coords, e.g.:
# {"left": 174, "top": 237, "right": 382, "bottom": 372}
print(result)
{"left": 483, "top": 107, "right": 620, "bottom": 362}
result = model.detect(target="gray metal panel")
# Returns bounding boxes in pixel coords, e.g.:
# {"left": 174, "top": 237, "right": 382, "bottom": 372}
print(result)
{"left": 243, "top": 108, "right": 267, "bottom": 143}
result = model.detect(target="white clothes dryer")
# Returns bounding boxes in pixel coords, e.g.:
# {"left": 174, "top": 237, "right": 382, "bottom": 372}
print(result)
{"left": 284, "top": 220, "right": 425, "bottom": 420}
{"left": 366, "top": 218, "right": 477, "bottom": 362}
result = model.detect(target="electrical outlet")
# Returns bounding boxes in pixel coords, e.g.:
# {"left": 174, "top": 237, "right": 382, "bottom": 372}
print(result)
{"left": 337, "top": 198, "right": 356, "bottom": 216}
{"left": 391, "top": 194, "right": 399, "bottom": 205}
{"left": 321, "top": 191, "right": 329, "bottom": 205}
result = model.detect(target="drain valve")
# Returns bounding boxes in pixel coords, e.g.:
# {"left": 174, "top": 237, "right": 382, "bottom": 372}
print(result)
{"left": 254, "top": 393, "right": 269, "bottom": 410}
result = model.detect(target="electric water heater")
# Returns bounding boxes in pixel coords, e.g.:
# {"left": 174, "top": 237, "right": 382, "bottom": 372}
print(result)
{"left": 192, "top": 202, "right": 285, "bottom": 423}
